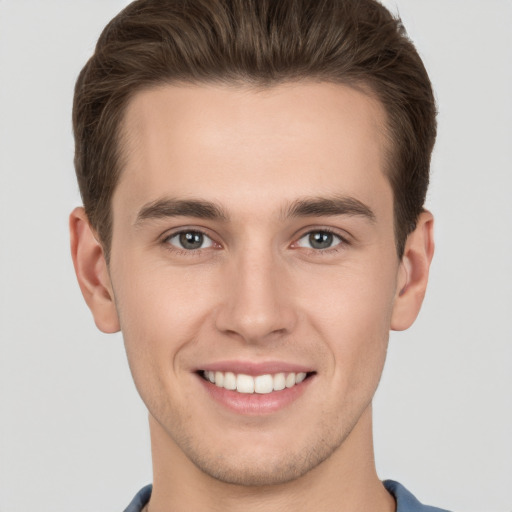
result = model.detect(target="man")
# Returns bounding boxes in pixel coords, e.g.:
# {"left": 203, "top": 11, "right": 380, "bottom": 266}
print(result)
{"left": 70, "top": 0, "right": 446, "bottom": 510}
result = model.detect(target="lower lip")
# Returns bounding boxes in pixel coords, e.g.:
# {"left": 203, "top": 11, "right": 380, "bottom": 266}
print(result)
{"left": 198, "top": 375, "right": 313, "bottom": 415}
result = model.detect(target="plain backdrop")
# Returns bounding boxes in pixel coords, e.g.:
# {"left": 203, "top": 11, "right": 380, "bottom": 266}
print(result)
{"left": 0, "top": 1, "right": 511, "bottom": 511}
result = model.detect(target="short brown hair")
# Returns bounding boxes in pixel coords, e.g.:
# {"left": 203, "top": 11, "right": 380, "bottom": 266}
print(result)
{"left": 73, "top": 0, "right": 437, "bottom": 260}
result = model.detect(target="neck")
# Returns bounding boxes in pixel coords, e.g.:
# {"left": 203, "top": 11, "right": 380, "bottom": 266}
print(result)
{"left": 147, "top": 405, "right": 395, "bottom": 512}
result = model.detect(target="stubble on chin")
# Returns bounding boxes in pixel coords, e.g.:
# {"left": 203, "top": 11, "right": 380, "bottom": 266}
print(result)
{"left": 159, "top": 405, "right": 365, "bottom": 488}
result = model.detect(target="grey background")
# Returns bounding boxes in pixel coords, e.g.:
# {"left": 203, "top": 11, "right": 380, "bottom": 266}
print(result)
{"left": 0, "top": 1, "right": 511, "bottom": 510}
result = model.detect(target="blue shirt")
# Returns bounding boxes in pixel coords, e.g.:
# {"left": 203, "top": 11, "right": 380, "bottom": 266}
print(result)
{"left": 123, "top": 480, "right": 451, "bottom": 511}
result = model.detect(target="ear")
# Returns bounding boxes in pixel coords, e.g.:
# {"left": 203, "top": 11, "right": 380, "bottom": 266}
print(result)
{"left": 391, "top": 211, "right": 435, "bottom": 331}
{"left": 69, "top": 207, "right": 120, "bottom": 333}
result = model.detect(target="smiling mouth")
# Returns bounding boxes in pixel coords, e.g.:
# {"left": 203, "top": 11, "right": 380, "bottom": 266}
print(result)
{"left": 200, "top": 370, "right": 314, "bottom": 394}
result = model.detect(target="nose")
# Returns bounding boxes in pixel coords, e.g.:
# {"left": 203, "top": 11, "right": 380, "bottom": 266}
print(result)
{"left": 214, "top": 248, "right": 297, "bottom": 344}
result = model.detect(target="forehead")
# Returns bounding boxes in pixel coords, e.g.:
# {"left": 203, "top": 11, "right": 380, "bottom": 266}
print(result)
{"left": 115, "top": 81, "right": 392, "bottom": 222}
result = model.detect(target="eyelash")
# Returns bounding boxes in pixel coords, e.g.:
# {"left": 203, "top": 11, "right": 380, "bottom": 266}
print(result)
{"left": 162, "top": 229, "right": 217, "bottom": 255}
{"left": 293, "top": 228, "right": 350, "bottom": 255}
{"left": 161, "top": 227, "right": 350, "bottom": 255}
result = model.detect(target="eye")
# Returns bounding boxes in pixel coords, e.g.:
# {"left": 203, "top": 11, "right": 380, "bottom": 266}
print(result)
{"left": 165, "top": 230, "right": 214, "bottom": 250}
{"left": 296, "top": 230, "right": 344, "bottom": 250}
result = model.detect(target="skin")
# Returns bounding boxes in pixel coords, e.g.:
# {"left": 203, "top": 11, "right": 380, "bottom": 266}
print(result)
{"left": 70, "top": 82, "right": 434, "bottom": 512}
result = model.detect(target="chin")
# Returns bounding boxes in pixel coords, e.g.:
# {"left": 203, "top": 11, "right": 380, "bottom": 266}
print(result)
{"left": 192, "top": 453, "right": 321, "bottom": 487}
{"left": 179, "top": 428, "right": 345, "bottom": 487}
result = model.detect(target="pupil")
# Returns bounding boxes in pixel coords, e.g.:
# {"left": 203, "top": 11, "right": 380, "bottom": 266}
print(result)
{"left": 179, "top": 231, "right": 203, "bottom": 249}
{"left": 309, "top": 231, "right": 333, "bottom": 249}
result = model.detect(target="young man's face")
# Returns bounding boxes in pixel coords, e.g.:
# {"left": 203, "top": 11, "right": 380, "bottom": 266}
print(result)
{"left": 75, "top": 82, "right": 431, "bottom": 486}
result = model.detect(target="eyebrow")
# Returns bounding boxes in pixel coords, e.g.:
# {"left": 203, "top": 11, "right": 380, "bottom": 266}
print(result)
{"left": 135, "top": 198, "right": 228, "bottom": 225}
{"left": 283, "top": 196, "right": 376, "bottom": 223}
{"left": 134, "top": 195, "right": 376, "bottom": 225}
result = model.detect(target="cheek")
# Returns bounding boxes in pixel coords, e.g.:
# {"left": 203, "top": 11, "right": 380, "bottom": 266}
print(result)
{"left": 115, "top": 265, "right": 217, "bottom": 342}
{"left": 298, "top": 256, "right": 397, "bottom": 383}
{"left": 302, "top": 254, "right": 396, "bottom": 328}
{"left": 110, "top": 263, "right": 223, "bottom": 420}
{"left": 109, "top": 255, "right": 218, "bottom": 381}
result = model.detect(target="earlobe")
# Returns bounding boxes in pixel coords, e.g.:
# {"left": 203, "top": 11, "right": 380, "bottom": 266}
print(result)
{"left": 69, "top": 207, "right": 120, "bottom": 333}
{"left": 391, "top": 211, "right": 435, "bottom": 331}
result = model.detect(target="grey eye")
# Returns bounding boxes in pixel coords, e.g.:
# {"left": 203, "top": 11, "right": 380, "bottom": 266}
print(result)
{"left": 297, "top": 231, "right": 341, "bottom": 250}
{"left": 167, "top": 231, "right": 213, "bottom": 250}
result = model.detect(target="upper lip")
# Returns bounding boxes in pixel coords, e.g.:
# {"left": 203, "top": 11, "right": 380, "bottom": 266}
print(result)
{"left": 197, "top": 360, "right": 314, "bottom": 376}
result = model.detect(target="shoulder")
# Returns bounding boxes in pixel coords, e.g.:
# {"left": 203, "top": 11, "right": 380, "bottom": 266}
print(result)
{"left": 123, "top": 484, "right": 152, "bottom": 512}
{"left": 384, "top": 480, "right": 452, "bottom": 512}
{"left": 124, "top": 481, "right": 451, "bottom": 512}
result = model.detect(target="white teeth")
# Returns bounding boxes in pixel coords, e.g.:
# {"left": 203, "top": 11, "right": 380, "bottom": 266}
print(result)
{"left": 254, "top": 374, "right": 273, "bottom": 394}
{"left": 203, "top": 370, "right": 309, "bottom": 394}
{"left": 273, "top": 373, "right": 286, "bottom": 391}
{"left": 223, "top": 372, "right": 236, "bottom": 390}
{"left": 236, "top": 374, "right": 255, "bottom": 394}
{"left": 296, "top": 372, "right": 307, "bottom": 384}
{"left": 215, "top": 371, "right": 224, "bottom": 387}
